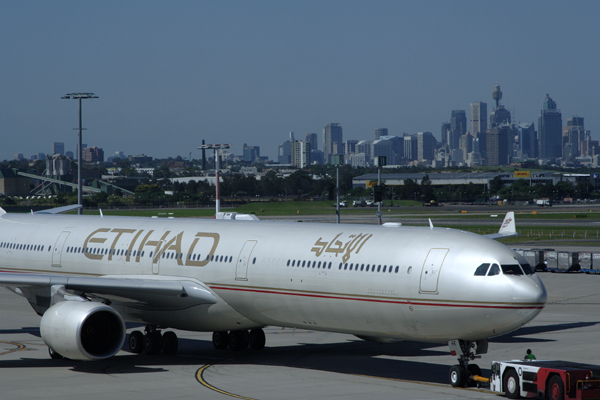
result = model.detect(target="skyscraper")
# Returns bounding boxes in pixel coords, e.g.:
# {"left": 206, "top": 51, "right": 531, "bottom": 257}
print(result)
{"left": 517, "top": 122, "right": 536, "bottom": 159}
{"left": 538, "top": 94, "right": 562, "bottom": 159}
{"left": 292, "top": 141, "right": 311, "bottom": 168}
{"left": 323, "top": 123, "right": 343, "bottom": 163}
{"left": 470, "top": 102, "right": 487, "bottom": 136}
{"left": 374, "top": 128, "right": 388, "bottom": 140}
{"left": 305, "top": 133, "right": 318, "bottom": 151}
{"left": 486, "top": 127, "right": 510, "bottom": 166}
{"left": 417, "top": 132, "right": 435, "bottom": 161}
{"left": 450, "top": 110, "right": 466, "bottom": 150}
{"left": 52, "top": 142, "right": 64, "bottom": 155}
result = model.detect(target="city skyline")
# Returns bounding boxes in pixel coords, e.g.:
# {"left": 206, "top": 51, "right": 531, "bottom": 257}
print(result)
{"left": 2, "top": 1, "right": 599, "bottom": 161}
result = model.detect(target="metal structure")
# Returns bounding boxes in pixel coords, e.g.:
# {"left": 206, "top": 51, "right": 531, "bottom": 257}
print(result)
{"left": 198, "top": 143, "right": 231, "bottom": 214}
{"left": 61, "top": 93, "right": 98, "bottom": 214}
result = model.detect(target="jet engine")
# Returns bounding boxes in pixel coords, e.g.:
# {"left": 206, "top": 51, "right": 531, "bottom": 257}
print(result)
{"left": 40, "top": 301, "right": 126, "bottom": 360}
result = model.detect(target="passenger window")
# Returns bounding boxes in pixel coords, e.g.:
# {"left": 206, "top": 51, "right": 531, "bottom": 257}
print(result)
{"left": 474, "top": 263, "right": 490, "bottom": 276}
{"left": 488, "top": 264, "right": 500, "bottom": 276}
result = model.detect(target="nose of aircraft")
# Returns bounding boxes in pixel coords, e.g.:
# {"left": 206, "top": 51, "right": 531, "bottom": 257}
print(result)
{"left": 512, "top": 274, "right": 547, "bottom": 316}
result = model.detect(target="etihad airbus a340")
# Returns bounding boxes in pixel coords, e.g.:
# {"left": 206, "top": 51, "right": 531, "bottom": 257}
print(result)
{"left": 0, "top": 206, "right": 546, "bottom": 387}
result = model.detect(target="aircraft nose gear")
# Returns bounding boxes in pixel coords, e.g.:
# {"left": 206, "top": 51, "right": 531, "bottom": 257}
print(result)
{"left": 448, "top": 339, "right": 487, "bottom": 388}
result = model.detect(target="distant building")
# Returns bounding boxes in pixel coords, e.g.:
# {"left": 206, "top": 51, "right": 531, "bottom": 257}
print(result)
{"left": 538, "top": 94, "right": 563, "bottom": 159}
{"left": 404, "top": 135, "right": 418, "bottom": 161}
{"left": 291, "top": 140, "right": 311, "bottom": 168}
{"left": 374, "top": 128, "right": 388, "bottom": 140}
{"left": 14, "top": 153, "right": 24, "bottom": 160}
{"left": 450, "top": 110, "right": 467, "bottom": 150}
{"left": 82, "top": 147, "right": 104, "bottom": 163}
{"left": 243, "top": 143, "right": 260, "bottom": 162}
{"left": 486, "top": 127, "right": 510, "bottom": 166}
{"left": 417, "top": 131, "right": 436, "bottom": 161}
{"left": 323, "top": 123, "right": 343, "bottom": 163}
{"left": 305, "top": 133, "right": 318, "bottom": 151}
{"left": 344, "top": 140, "right": 358, "bottom": 155}
{"left": 470, "top": 102, "right": 487, "bottom": 136}
{"left": 517, "top": 122, "right": 537, "bottom": 159}
{"left": 52, "top": 142, "right": 64, "bottom": 155}
{"left": 356, "top": 140, "right": 373, "bottom": 164}
{"left": 129, "top": 154, "right": 153, "bottom": 166}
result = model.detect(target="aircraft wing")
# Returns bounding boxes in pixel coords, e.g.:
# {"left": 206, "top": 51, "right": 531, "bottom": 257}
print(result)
{"left": 33, "top": 204, "right": 83, "bottom": 214}
{"left": 484, "top": 212, "right": 518, "bottom": 240}
{"left": 0, "top": 272, "right": 217, "bottom": 312}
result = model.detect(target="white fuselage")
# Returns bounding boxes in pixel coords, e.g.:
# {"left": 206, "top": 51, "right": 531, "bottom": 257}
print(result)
{"left": 0, "top": 213, "right": 547, "bottom": 343}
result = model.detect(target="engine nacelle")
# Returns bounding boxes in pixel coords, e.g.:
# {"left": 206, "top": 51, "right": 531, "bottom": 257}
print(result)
{"left": 40, "top": 301, "right": 126, "bottom": 361}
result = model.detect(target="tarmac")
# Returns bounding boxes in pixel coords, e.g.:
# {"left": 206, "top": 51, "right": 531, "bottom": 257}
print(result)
{"left": 1, "top": 272, "right": 600, "bottom": 400}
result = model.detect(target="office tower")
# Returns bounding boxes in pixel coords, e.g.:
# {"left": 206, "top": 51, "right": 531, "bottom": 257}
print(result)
{"left": 379, "top": 136, "right": 404, "bottom": 164}
{"left": 538, "top": 94, "right": 563, "bottom": 159}
{"left": 440, "top": 122, "right": 451, "bottom": 146}
{"left": 517, "top": 122, "right": 537, "bottom": 159}
{"left": 374, "top": 128, "right": 388, "bottom": 140}
{"left": 52, "top": 142, "right": 65, "bottom": 155}
{"left": 323, "top": 123, "right": 343, "bottom": 163}
{"left": 344, "top": 140, "right": 358, "bottom": 155}
{"left": 243, "top": 143, "right": 260, "bottom": 162}
{"left": 404, "top": 135, "right": 418, "bottom": 161}
{"left": 305, "top": 133, "right": 318, "bottom": 151}
{"left": 356, "top": 140, "right": 373, "bottom": 164}
{"left": 470, "top": 102, "right": 487, "bottom": 136}
{"left": 450, "top": 110, "right": 466, "bottom": 150}
{"left": 486, "top": 127, "right": 510, "bottom": 166}
{"left": 372, "top": 139, "right": 394, "bottom": 164}
{"left": 417, "top": 132, "right": 435, "bottom": 161}
{"left": 291, "top": 141, "right": 311, "bottom": 168}
{"left": 458, "top": 133, "right": 473, "bottom": 162}
{"left": 563, "top": 117, "right": 590, "bottom": 158}
{"left": 82, "top": 147, "right": 104, "bottom": 163}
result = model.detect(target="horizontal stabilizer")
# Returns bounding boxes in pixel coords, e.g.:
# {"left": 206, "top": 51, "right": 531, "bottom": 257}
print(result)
{"left": 484, "top": 212, "right": 518, "bottom": 240}
{"left": 34, "top": 204, "right": 83, "bottom": 214}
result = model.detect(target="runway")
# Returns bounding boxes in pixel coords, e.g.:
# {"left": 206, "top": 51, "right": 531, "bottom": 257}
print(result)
{"left": 1, "top": 272, "right": 599, "bottom": 399}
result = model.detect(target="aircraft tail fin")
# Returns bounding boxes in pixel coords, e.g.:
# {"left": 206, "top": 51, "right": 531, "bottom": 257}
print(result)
{"left": 484, "top": 212, "right": 517, "bottom": 240}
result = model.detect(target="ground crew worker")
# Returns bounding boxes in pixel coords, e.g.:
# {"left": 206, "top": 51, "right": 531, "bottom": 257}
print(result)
{"left": 524, "top": 349, "right": 536, "bottom": 360}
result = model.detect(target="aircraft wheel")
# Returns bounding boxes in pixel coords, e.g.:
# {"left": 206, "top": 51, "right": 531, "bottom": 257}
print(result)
{"left": 249, "top": 328, "right": 266, "bottom": 350}
{"left": 161, "top": 331, "right": 178, "bottom": 355}
{"left": 144, "top": 332, "right": 161, "bottom": 355}
{"left": 212, "top": 331, "right": 229, "bottom": 350}
{"left": 228, "top": 330, "right": 248, "bottom": 351}
{"left": 129, "top": 330, "right": 144, "bottom": 354}
{"left": 504, "top": 369, "right": 520, "bottom": 399}
{"left": 547, "top": 375, "right": 564, "bottom": 400}
{"left": 467, "top": 364, "right": 481, "bottom": 387}
{"left": 449, "top": 365, "right": 466, "bottom": 387}
{"left": 48, "top": 347, "right": 64, "bottom": 360}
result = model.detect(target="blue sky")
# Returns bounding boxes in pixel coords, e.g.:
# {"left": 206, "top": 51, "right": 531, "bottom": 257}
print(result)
{"left": 1, "top": 1, "right": 599, "bottom": 161}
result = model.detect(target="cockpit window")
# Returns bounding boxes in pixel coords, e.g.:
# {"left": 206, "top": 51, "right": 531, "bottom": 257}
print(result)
{"left": 488, "top": 264, "right": 500, "bottom": 276}
{"left": 501, "top": 264, "right": 524, "bottom": 275}
{"left": 474, "top": 263, "right": 490, "bottom": 276}
{"left": 520, "top": 262, "right": 534, "bottom": 275}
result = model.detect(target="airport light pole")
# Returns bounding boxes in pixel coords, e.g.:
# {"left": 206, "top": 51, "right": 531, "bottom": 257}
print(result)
{"left": 331, "top": 155, "right": 344, "bottom": 224}
{"left": 374, "top": 156, "right": 386, "bottom": 225}
{"left": 199, "top": 143, "right": 231, "bottom": 214}
{"left": 62, "top": 93, "right": 98, "bottom": 215}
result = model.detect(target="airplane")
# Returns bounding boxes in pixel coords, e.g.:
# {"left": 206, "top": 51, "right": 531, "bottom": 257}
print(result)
{"left": 0, "top": 206, "right": 546, "bottom": 387}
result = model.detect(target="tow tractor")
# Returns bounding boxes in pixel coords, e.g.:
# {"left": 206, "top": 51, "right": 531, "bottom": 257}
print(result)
{"left": 487, "top": 360, "right": 600, "bottom": 400}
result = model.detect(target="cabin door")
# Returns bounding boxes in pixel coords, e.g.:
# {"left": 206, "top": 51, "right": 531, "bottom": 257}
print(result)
{"left": 419, "top": 248, "right": 448, "bottom": 293}
{"left": 235, "top": 240, "right": 257, "bottom": 281}
{"left": 51, "top": 231, "right": 71, "bottom": 267}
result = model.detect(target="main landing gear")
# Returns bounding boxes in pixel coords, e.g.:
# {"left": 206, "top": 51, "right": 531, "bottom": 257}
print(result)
{"left": 212, "top": 329, "right": 266, "bottom": 351}
{"left": 129, "top": 325, "right": 179, "bottom": 355}
{"left": 448, "top": 339, "right": 487, "bottom": 388}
